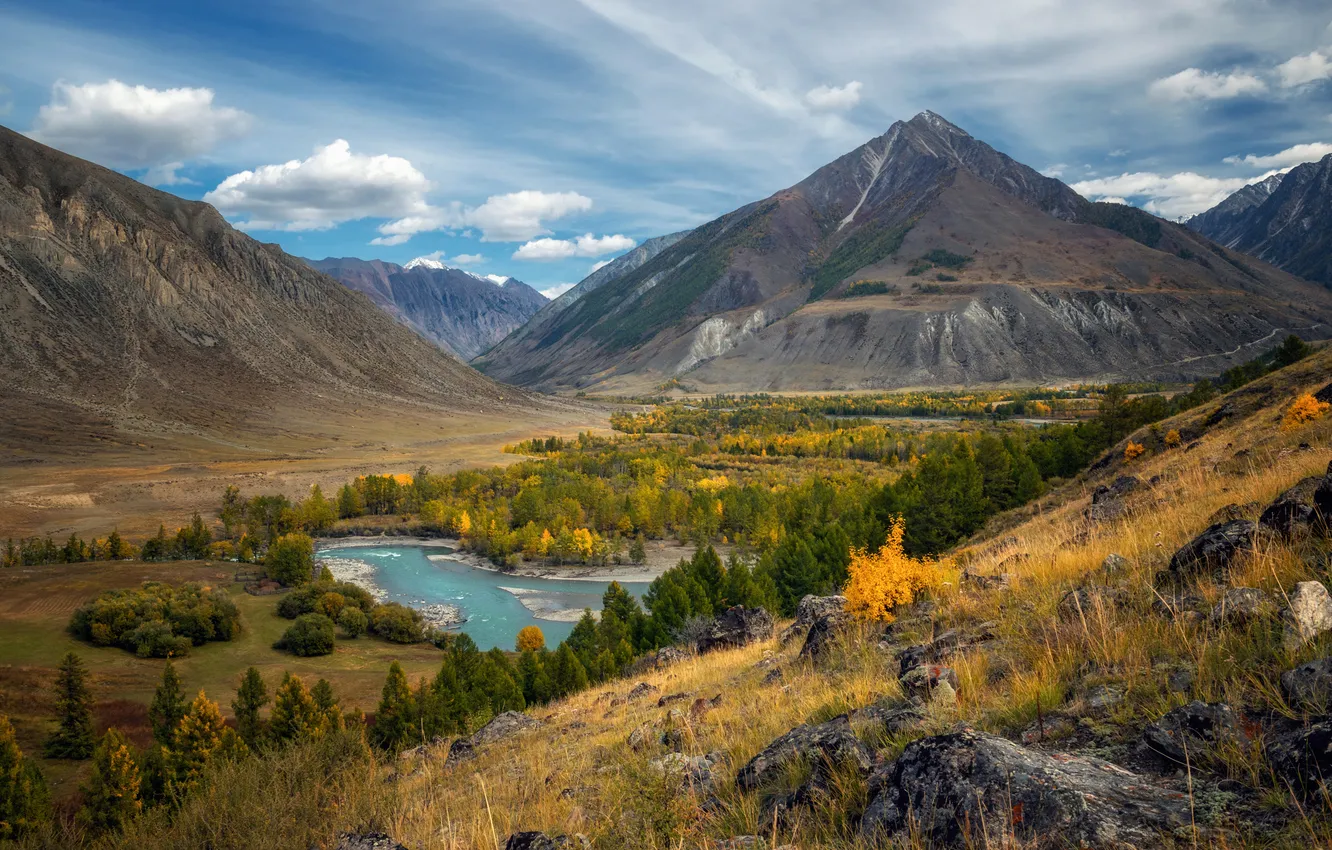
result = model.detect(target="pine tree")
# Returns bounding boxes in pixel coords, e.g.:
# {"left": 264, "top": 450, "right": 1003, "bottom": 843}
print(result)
{"left": 78, "top": 728, "right": 141, "bottom": 833}
{"left": 371, "top": 662, "right": 414, "bottom": 752}
{"left": 166, "top": 691, "right": 226, "bottom": 797}
{"left": 44, "top": 652, "right": 95, "bottom": 759}
{"left": 311, "top": 679, "right": 344, "bottom": 731}
{"left": 149, "top": 660, "right": 186, "bottom": 748}
{"left": 231, "top": 667, "right": 268, "bottom": 749}
{"left": 548, "top": 644, "right": 589, "bottom": 699}
{"left": 0, "top": 714, "right": 50, "bottom": 839}
{"left": 269, "top": 673, "right": 322, "bottom": 744}
{"left": 517, "top": 650, "right": 552, "bottom": 706}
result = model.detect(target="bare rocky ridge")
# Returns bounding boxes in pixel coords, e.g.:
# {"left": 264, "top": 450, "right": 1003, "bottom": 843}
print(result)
{"left": 308, "top": 257, "right": 547, "bottom": 360}
{"left": 1188, "top": 155, "right": 1332, "bottom": 288}
{"left": 477, "top": 112, "right": 1332, "bottom": 394}
{"left": 0, "top": 124, "right": 533, "bottom": 459}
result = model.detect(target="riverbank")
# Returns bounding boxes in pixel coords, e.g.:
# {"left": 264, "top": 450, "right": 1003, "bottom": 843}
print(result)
{"left": 317, "top": 548, "right": 464, "bottom": 630}
{"left": 498, "top": 586, "right": 597, "bottom": 623}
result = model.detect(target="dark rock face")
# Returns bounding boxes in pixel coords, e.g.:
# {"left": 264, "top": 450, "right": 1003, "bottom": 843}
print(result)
{"left": 626, "top": 682, "right": 660, "bottom": 702}
{"left": 781, "top": 594, "right": 847, "bottom": 644}
{"left": 472, "top": 711, "right": 541, "bottom": 746}
{"left": 1141, "top": 701, "right": 1248, "bottom": 768}
{"left": 897, "top": 623, "right": 997, "bottom": 675}
{"left": 446, "top": 736, "right": 475, "bottom": 764}
{"left": 799, "top": 608, "right": 855, "bottom": 662}
{"left": 335, "top": 833, "right": 410, "bottom": 850}
{"left": 503, "top": 832, "right": 589, "bottom": 850}
{"left": 736, "top": 715, "right": 872, "bottom": 793}
{"left": 1210, "top": 587, "right": 1275, "bottom": 626}
{"left": 1281, "top": 657, "right": 1332, "bottom": 710}
{"left": 1164, "top": 520, "right": 1257, "bottom": 580}
{"left": 861, "top": 730, "right": 1194, "bottom": 847}
{"left": 1087, "top": 476, "right": 1144, "bottom": 523}
{"left": 1265, "top": 720, "right": 1332, "bottom": 799}
{"left": 696, "top": 607, "right": 775, "bottom": 654}
{"left": 1260, "top": 476, "right": 1325, "bottom": 538}
{"left": 959, "top": 569, "right": 1011, "bottom": 591}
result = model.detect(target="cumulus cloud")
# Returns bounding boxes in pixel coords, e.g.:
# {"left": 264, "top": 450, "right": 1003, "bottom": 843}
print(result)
{"left": 512, "top": 233, "right": 636, "bottom": 261}
{"left": 1071, "top": 171, "right": 1267, "bottom": 218}
{"left": 451, "top": 253, "right": 485, "bottom": 265}
{"left": 540, "top": 282, "right": 576, "bottom": 299}
{"left": 142, "top": 161, "right": 193, "bottom": 186}
{"left": 1147, "top": 68, "right": 1266, "bottom": 101}
{"left": 373, "top": 189, "right": 592, "bottom": 245}
{"left": 804, "top": 81, "right": 862, "bottom": 111}
{"left": 1223, "top": 141, "right": 1332, "bottom": 169}
{"left": 1278, "top": 50, "right": 1332, "bottom": 87}
{"left": 29, "top": 80, "right": 250, "bottom": 169}
{"left": 1041, "top": 163, "right": 1069, "bottom": 177}
{"left": 589, "top": 259, "right": 613, "bottom": 273}
{"left": 205, "top": 139, "right": 431, "bottom": 231}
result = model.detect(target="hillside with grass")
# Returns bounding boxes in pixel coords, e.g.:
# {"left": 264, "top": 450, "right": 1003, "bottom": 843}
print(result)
{"left": 5, "top": 344, "right": 1332, "bottom": 848}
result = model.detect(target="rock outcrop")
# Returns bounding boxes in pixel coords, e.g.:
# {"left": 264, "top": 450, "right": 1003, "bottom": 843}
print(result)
{"left": 1163, "top": 520, "right": 1257, "bottom": 581}
{"left": 1141, "top": 701, "right": 1248, "bottom": 768}
{"left": 696, "top": 607, "right": 774, "bottom": 654}
{"left": 1282, "top": 581, "right": 1332, "bottom": 649}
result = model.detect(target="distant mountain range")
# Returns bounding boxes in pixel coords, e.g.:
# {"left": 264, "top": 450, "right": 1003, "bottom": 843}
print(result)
{"left": 1188, "top": 155, "right": 1332, "bottom": 289}
{"left": 0, "top": 124, "right": 525, "bottom": 457}
{"left": 476, "top": 112, "right": 1332, "bottom": 394}
{"left": 307, "top": 257, "right": 547, "bottom": 360}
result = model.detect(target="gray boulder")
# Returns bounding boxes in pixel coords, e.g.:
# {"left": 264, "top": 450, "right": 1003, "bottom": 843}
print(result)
{"left": 1141, "top": 701, "right": 1247, "bottom": 768}
{"left": 901, "top": 664, "right": 960, "bottom": 703}
{"left": 1281, "top": 657, "right": 1332, "bottom": 710}
{"left": 1260, "top": 476, "right": 1324, "bottom": 537}
{"left": 696, "top": 606, "right": 775, "bottom": 654}
{"left": 1265, "top": 720, "right": 1332, "bottom": 800}
{"left": 336, "top": 834, "right": 409, "bottom": 850}
{"left": 1087, "top": 475, "right": 1144, "bottom": 522}
{"left": 1164, "top": 520, "right": 1256, "bottom": 580}
{"left": 1101, "top": 553, "right": 1130, "bottom": 574}
{"left": 446, "top": 736, "right": 475, "bottom": 764}
{"left": 780, "top": 594, "right": 847, "bottom": 644}
{"left": 472, "top": 711, "right": 541, "bottom": 746}
{"left": 1057, "top": 587, "right": 1126, "bottom": 622}
{"left": 503, "top": 833, "right": 589, "bottom": 850}
{"left": 860, "top": 729, "right": 1194, "bottom": 847}
{"left": 1210, "top": 587, "right": 1275, "bottom": 626}
{"left": 799, "top": 608, "right": 855, "bottom": 662}
{"left": 627, "top": 681, "right": 659, "bottom": 701}
{"left": 648, "top": 750, "right": 726, "bottom": 794}
{"left": 1282, "top": 581, "right": 1332, "bottom": 649}
{"left": 735, "top": 714, "right": 872, "bottom": 792}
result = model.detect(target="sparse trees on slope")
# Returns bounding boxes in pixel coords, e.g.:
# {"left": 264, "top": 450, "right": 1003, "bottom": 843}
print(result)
{"left": 78, "top": 728, "right": 141, "bottom": 834}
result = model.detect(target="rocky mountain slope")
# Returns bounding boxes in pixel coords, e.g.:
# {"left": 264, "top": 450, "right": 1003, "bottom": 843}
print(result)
{"left": 308, "top": 257, "right": 547, "bottom": 360}
{"left": 477, "top": 112, "right": 1332, "bottom": 394}
{"left": 1189, "top": 155, "right": 1332, "bottom": 288}
{"left": 0, "top": 124, "right": 531, "bottom": 458}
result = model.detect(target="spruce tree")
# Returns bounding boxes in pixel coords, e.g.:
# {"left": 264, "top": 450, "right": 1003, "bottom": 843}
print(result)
{"left": 149, "top": 660, "right": 186, "bottom": 748}
{"left": 78, "top": 728, "right": 142, "bottom": 834}
{"left": 167, "top": 691, "right": 225, "bottom": 797}
{"left": 311, "top": 678, "right": 344, "bottom": 731}
{"left": 231, "top": 667, "right": 268, "bottom": 749}
{"left": 0, "top": 714, "right": 51, "bottom": 839}
{"left": 269, "top": 673, "right": 322, "bottom": 744}
{"left": 44, "top": 652, "right": 95, "bottom": 759}
{"left": 371, "top": 662, "right": 414, "bottom": 752}
{"left": 549, "top": 644, "right": 589, "bottom": 699}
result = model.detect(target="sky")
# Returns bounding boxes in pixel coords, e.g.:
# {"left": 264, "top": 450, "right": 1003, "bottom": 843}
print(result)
{"left": 2, "top": 1, "right": 1331, "bottom": 298}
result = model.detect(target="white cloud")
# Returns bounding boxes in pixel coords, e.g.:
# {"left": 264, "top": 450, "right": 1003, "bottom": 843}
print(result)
{"left": 512, "top": 233, "right": 636, "bottom": 261}
{"left": 1072, "top": 171, "right": 1270, "bottom": 218}
{"left": 142, "top": 161, "right": 193, "bottom": 186}
{"left": 804, "top": 81, "right": 863, "bottom": 111}
{"left": 1147, "top": 68, "right": 1266, "bottom": 101}
{"left": 29, "top": 79, "right": 250, "bottom": 169}
{"left": 1223, "top": 141, "right": 1332, "bottom": 169}
{"left": 1108, "top": 148, "right": 1129, "bottom": 158}
{"left": 1278, "top": 50, "right": 1332, "bottom": 87}
{"left": 485, "top": 274, "right": 511, "bottom": 285}
{"left": 373, "top": 189, "right": 593, "bottom": 245}
{"left": 1041, "top": 163, "right": 1069, "bottom": 177}
{"left": 452, "top": 253, "right": 485, "bottom": 265}
{"left": 205, "top": 139, "right": 432, "bottom": 231}
{"left": 540, "top": 282, "right": 576, "bottom": 299}
{"left": 589, "top": 259, "right": 613, "bottom": 273}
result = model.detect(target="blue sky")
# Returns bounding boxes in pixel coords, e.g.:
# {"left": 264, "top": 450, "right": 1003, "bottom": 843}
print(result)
{"left": 2, "top": 0, "right": 1331, "bottom": 297}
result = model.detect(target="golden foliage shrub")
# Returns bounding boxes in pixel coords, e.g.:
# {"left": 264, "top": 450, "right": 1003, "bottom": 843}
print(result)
{"left": 1124, "top": 442, "right": 1146, "bottom": 461}
{"left": 844, "top": 517, "right": 939, "bottom": 623}
{"left": 516, "top": 626, "right": 546, "bottom": 652}
{"left": 1281, "top": 393, "right": 1330, "bottom": 431}
{"left": 1164, "top": 429, "right": 1181, "bottom": 448}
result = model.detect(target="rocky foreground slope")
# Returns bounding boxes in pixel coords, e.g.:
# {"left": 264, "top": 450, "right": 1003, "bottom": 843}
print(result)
{"left": 0, "top": 125, "right": 534, "bottom": 459}
{"left": 477, "top": 112, "right": 1332, "bottom": 394}
{"left": 1189, "top": 154, "right": 1332, "bottom": 289}
{"left": 304, "top": 348, "right": 1332, "bottom": 849}
{"left": 308, "top": 257, "right": 547, "bottom": 360}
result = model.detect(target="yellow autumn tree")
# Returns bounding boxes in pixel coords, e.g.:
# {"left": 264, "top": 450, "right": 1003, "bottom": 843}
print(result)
{"left": 1282, "top": 393, "right": 1330, "bottom": 431}
{"left": 844, "top": 517, "right": 939, "bottom": 623}
{"left": 1123, "top": 442, "right": 1146, "bottom": 461}
{"left": 538, "top": 528, "right": 554, "bottom": 557}
{"left": 1164, "top": 429, "right": 1181, "bottom": 448}
{"left": 456, "top": 510, "right": 472, "bottom": 537}
{"left": 516, "top": 626, "right": 546, "bottom": 652}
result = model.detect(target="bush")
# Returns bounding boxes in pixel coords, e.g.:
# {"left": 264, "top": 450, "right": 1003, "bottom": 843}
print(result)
{"left": 370, "top": 603, "right": 425, "bottom": 644}
{"left": 265, "top": 534, "right": 315, "bottom": 587}
{"left": 276, "top": 580, "right": 375, "bottom": 619}
{"left": 274, "top": 614, "right": 336, "bottom": 657}
{"left": 844, "top": 518, "right": 939, "bottom": 623}
{"left": 337, "top": 607, "right": 367, "bottom": 638}
{"left": 1282, "top": 393, "right": 1330, "bottom": 431}
{"left": 1123, "top": 441, "right": 1146, "bottom": 461}
{"left": 69, "top": 582, "right": 241, "bottom": 657}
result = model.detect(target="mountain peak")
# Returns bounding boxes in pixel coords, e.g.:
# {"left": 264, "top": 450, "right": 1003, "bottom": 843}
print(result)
{"left": 906, "top": 110, "right": 970, "bottom": 138}
{"left": 404, "top": 256, "right": 447, "bottom": 271}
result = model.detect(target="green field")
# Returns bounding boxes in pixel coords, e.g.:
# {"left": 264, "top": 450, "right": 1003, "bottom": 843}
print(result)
{"left": 0, "top": 559, "right": 442, "bottom": 800}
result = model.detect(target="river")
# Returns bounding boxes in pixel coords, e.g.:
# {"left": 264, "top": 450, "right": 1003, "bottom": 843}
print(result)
{"left": 314, "top": 544, "right": 650, "bottom": 650}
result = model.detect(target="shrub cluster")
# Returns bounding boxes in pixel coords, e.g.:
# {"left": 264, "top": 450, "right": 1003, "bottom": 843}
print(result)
{"left": 69, "top": 582, "right": 241, "bottom": 657}
{"left": 274, "top": 614, "right": 336, "bottom": 657}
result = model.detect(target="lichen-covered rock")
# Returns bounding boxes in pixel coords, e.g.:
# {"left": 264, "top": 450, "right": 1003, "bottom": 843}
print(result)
{"left": 1281, "top": 657, "right": 1332, "bottom": 710}
{"left": 896, "top": 623, "right": 997, "bottom": 675}
{"left": 799, "top": 607, "right": 855, "bottom": 661}
{"left": 1101, "top": 553, "right": 1129, "bottom": 574}
{"left": 1164, "top": 520, "right": 1257, "bottom": 580}
{"left": 959, "top": 569, "right": 1010, "bottom": 591}
{"left": 629, "top": 645, "right": 691, "bottom": 673}
{"left": 901, "top": 664, "right": 960, "bottom": 702}
{"left": 780, "top": 594, "right": 847, "bottom": 644}
{"left": 446, "top": 736, "right": 475, "bottom": 764}
{"left": 472, "top": 711, "right": 542, "bottom": 746}
{"left": 696, "top": 606, "right": 775, "bottom": 654}
{"left": 1282, "top": 581, "right": 1332, "bottom": 649}
{"left": 336, "top": 833, "right": 410, "bottom": 850}
{"left": 627, "top": 723, "right": 655, "bottom": 751}
{"left": 1141, "top": 701, "right": 1247, "bottom": 768}
{"left": 627, "top": 682, "right": 660, "bottom": 701}
{"left": 503, "top": 832, "right": 589, "bottom": 850}
{"left": 657, "top": 691, "right": 692, "bottom": 708}
{"left": 1206, "top": 502, "right": 1260, "bottom": 525}
{"left": 1057, "top": 587, "right": 1127, "bottom": 622}
{"left": 860, "top": 729, "right": 1194, "bottom": 847}
{"left": 1265, "top": 720, "right": 1332, "bottom": 799}
{"left": 1260, "top": 476, "right": 1324, "bottom": 537}
{"left": 1210, "top": 587, "right": 1275, "bottom": 626}
{"left": 736, "top": 714, "right": 872, "bottom": 792}
{"left": 1087, "top": 475, "right": 1144, "bottom": 523}
{"left": 648, "top": 750, "right": 726, "bottom": 793}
